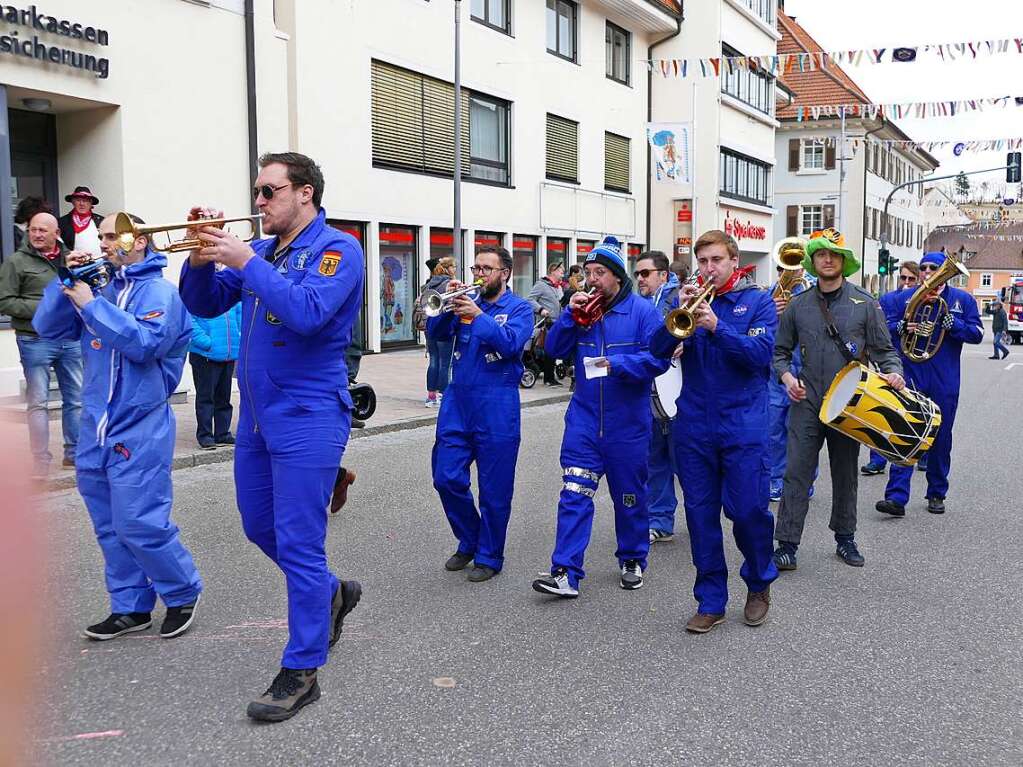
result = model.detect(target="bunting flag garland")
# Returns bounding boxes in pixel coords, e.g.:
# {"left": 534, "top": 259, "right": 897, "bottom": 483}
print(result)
{"left": 796, "top": 136, "right": 1023, "bottom": 154}
{"left": 792, "top": 96, "right": 1023, "bottom": 122}
{"left": 645, "top": 36, "right": 1023, "bottom": 78}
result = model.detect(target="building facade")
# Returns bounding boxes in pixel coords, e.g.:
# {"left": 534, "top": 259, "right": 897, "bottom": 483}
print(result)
{"left": 925, "top": 223, "right": 1023, "bottom": 315}
{"left": 923, "top": 186, "right": 973, "bottom": 238}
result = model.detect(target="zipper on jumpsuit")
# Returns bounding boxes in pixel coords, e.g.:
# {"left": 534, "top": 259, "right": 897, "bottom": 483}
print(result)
{"left": 598, "top": 319, "right": 605, "bottom": 438}
{"left": 244, "top": 296, "right": 260, "bottom": 433}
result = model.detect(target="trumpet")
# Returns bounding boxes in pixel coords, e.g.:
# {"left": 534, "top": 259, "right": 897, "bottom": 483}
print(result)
{"left": 114, "top": 211, "right": 263, "bottom": 254}
{"left": 421, "top": 279, "right": 484, "bottom": 317}
{"left": 770, "top": 237, "right": 810, "bottom": 307}
{"left": 900, "top": 253, "right": 970, "bottom": 362}
{"left": 664, "top": 280, "right": 716, "bottom": 339}
{"left": 571, "top": 287, "right": 607, "bottom": 327}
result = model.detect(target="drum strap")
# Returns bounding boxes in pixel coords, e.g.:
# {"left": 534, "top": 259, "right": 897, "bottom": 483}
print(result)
{"left": 816, "top": 291, "right": 865, "bottom": 365}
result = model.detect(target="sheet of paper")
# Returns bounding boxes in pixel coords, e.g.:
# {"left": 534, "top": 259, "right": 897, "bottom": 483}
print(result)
{"left": 583, "top": 356, "right": 609, "bottom": 379}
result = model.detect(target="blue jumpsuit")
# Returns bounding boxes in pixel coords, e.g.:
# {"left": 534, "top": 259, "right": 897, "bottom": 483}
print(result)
{"left": 544, "top": 291, "right": 667, "bottom": 587}
{"left": 645, "top": 274, "right": 681, "bottom": 536}
{"left": 179, "top": 210, "right": 364, "bottom": 670}
{"left": 429, "top": 291, "right": 534, "bottom": 571}
{"left": 882, "top": 284, "right": 982, "bottom": 504}
{"left": 864, "top": 288, "right": 907, "bottom": 471}
{"left": 650, "top": 283, "right": 779, "bottom": 614}
{"left": 33, "top": 250, "right": 203, "bottom": 614}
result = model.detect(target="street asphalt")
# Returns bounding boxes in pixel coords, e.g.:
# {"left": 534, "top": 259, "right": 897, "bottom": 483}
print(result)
{"left": 37, "top": 349, "right": 1022, "bottom": 766}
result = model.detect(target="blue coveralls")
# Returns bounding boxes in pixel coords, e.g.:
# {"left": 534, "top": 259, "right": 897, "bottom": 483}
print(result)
{"left": 429, "top": 290, "right": 534, "bottom": 571}
{"left": 864, "top": 288, "right": 906, "bottom": 471}
{"left": 179, "top": 210, "right": 364, "bottom": 670}
{"left": 33, "top": 250, "right": 203, "bottom": 614}
{"left": 645, "top": 274, "right": 682, "bottom": 536}
{"left": 882, "top": 284, "right": 982, "bottom": 504}
{"left": 650, "top": 282, "right": 779, "bottom": 614}
{"left": 545, "top": 291, "right": 667, "bottom": 587}
{"left": 767, "top": 278, "right": 814, "bottom": 494}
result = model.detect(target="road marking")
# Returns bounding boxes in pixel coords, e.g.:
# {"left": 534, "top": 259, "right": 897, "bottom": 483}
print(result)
{"left": 1005, "top": 362, "right": 1022, "bottom": 370}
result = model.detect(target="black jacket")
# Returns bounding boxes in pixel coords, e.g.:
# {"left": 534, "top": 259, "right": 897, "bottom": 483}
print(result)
{"left": 57, "top": 211, "right": 104, "bottom": 249}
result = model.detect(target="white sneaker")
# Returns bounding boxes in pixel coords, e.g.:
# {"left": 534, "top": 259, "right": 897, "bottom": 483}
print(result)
{"left": 620, "top": 560, "right": 644, "bottom": 590}
{"left": 531, "top": 569, "right": 578, "bottom": 598}
{"left": 424, "top": 397, "right": 437, "bottom": 408}
{"left": 649, "top": 529, "right": 674, "bottom": 544}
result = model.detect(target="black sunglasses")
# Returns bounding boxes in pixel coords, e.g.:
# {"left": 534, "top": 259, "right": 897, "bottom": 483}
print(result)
{"left": 633, "top": 268, "right": 665, "bottom": 279}
{"left": 252, "top": 183, "right": 295, "bottom": 201}
{"left": 898, "top": 275, "right": 916, "bottom": 282}
{"left": 919, "top": 264, "right": 940, "bottom": 272}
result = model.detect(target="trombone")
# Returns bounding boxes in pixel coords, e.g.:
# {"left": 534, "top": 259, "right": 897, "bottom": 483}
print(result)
{"left": 421, "top": 279, "right": 484, "bottom": 317}
{"left": 114, "top": 212, "right": 263, "bottom": 254}
{"left": 664, "top": 280, "right": 716, "bottom": 339}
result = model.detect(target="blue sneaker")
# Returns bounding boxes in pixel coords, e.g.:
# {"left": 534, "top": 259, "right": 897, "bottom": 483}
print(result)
{"left": 860, "top": 461, "right": 886, "bottom": 476}
{"left": 769, "top": 484, "right": 783, "bottom": 502}
{"left": 807, "top": 484, "right": 815, "bottom": 499}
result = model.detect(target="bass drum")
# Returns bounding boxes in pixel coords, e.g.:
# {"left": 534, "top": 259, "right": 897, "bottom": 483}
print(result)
{"left": 820, "top": 362, "right": 941, "bottom": 466}
{"left": 651, "top": 361, "right": 683, "bottom": 420}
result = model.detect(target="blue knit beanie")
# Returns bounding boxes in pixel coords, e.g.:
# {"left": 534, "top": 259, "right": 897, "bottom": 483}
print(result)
{"left": 585, "top": 236, "right": 627, "bottom": 282}
{"left": 920, "top": 252, "right": 945, "bottom": 268}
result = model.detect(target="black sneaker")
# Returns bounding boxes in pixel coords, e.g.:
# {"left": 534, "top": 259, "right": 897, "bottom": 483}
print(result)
{"left": 531, "top": 568, "right": 579, "bottom": 598}
{"left": 444, "top": 551, "right": 473, "bottom": 571}
{"left": 875, "top": 499, "right": 906, "bottom": 517}
{"left": 160, "top": 594, "right": 200, "bottom": 638}
{"left": 329, "top": 580, "right": 362, "bottom": 649}
{"left": 246, "top": 668, "right": 320, "bottom": 722}
{"left": 836, "top": 539, "right": 865, "bottom": 567}
{"left": 84, "top": 612, "right": 152, "bottom": 641}
{"left": 917, "top": 455, "right": 929, "bottom": 472}
{"left": 773, "top": 544, "right": 798, "bottom": 571}
{"left": 197, "top": 438, "right": 216, "bottom": 450}
{"left": 215, "top": 435, "right": 235, "bottom": 445}
{"left": 927, "top": 496, "right": 946, "bottom": 515}
{"left": 620, "top": 560, "right": 643, "bottom": 590}
{"left": 544, "top": 380, "right": 563, "bottom": 387}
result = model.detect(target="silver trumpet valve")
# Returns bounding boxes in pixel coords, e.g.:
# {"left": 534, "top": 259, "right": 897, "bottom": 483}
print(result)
{"left": 422, "top": 279, "right": 484, "bottom": 317}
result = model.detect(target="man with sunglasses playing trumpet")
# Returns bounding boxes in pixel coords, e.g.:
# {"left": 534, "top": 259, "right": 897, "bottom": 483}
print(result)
{"left": 430, "top": 246, "right": 533, "bottom": 582}
{"left": 179, "top": 152, "right": 364, "bottom": 723}
{"left": 875, "top": 252, "right": 982, "bottom": 517}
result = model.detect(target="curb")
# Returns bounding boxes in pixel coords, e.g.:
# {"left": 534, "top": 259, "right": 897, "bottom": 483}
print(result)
{"left": 44, "top": 392, "right": 571, "bottom": 493}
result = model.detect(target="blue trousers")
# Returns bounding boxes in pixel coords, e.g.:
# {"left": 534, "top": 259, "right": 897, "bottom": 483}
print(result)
{"left": 426, "top": 336, "right": 453, "bottom": 393}
{"left": 432, "top": 386, "right": 520, "bottom": 571}
{"left": 677, "top": 434, "right": 778, "bottom": 614}
{"left": 77, "top": 407, "right": 202, "bottom": 614}
{"left": 767, "top": 381, "right": 789, "bottom": 486}
{"left": 552, "top": 430, "right": 649, "bottom": 587}
{"left": 16, "top": 335, "right": 82, "bottom": 471}
{"left": 885, "top": 394, "right": 957, "bottom": 504}
{"left": 647, "top": 416, "right": 678, "bottom": 534}
{"left": 235, "top": 403, "right": 349, "bottom": 670}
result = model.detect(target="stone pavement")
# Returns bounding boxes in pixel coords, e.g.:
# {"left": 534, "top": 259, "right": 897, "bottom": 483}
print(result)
{"left": 24, "top": 347, "right": 569, "bottom": 491}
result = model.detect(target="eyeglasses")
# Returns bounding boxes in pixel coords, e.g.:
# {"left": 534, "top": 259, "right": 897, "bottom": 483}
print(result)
{"left": 899, "top": 275, "right": 917, "bottom": 282}
{"left": 469, "top": 265, "right": 506, "bottom": 276}
{"left": 919, "top": 264, "right": 940, "bottom": 272}
{"left": 252, "top": 183, "right": 294, "bottom": 201}
{"left": 633, "top": 269, "right": 665, "bottom": 279}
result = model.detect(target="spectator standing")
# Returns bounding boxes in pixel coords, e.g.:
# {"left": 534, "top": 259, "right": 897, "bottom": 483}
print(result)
{"left": 423, "top": 257, "right": 456, "bottom": 406}
{"left": 57, "top": 186, "right": 104, "bottom": 258}
{"left": 189, "top": 301, "right": 242, "bottom": 448}
{"left": 990, "top": 299, "right": 1009, "bottom": 359}
{"left": 527, "top": 261, "right": 565, "bottom": 387}
{"left": 13, "top": 196, "right": 51, "bottom": 253}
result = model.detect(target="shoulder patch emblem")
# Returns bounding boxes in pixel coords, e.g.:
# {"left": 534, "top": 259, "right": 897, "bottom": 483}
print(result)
{"left": 291, "top": 250, "right": 312, "bottom": 271}
{"left": 318, "top": 251, "right": 341, "bottom": 277}
{"left": 623, "top": 493, "right": 637, "bottom": 508}
{"left": 140, "top": 310, "right": 164, "bottom": 320}
{"left": 733, "top": 304, "right": 748, "bottom": 315}
{"left": 90, "top": 338, "right": 102, "bottom": 350}
{"left": 495, "top": 314, "right": 508, "bottom": 326}
{"left": 850, "top": 298, "right": 864, "bottom": 305}
{"left": 265, "top": 310, "right": 282, "bottom": 325}
{"left": 952, "top": 300, "right": 962, "bottom": 313}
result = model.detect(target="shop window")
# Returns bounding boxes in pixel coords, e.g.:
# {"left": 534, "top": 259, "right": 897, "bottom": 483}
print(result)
{"left": 512, "top": 236, "right": 538, "bottom": 297}
{"left": 474, "top": 231, "right": 504, "bottom": 252}
{"left": 546, "top": 0, "right": 577, "bottom": 62}
{"left": 546, "top": 114, "right": 578, "bottom": 183}
{"left": 430, "top": 227, "right": 465, "bottom": 275}
{"left": 379, "top": 224, "right": 418, "bottom": 347}
{"left": 627, "top": 243, "right": 643, "bottom": 278}
{"left": 546, "top": 237, "right": 569, "bottom": 270}
{"left": 606, "top": 22, "right": 630, "bottom": 85}
{"left": 576, "top": 239, "right": 596, "bottom": 265}
{"left": 328, "top": 220, "right": 368, "bottom": 350}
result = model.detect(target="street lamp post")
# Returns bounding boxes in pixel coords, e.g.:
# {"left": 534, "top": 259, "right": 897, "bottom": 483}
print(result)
{"left": 453, "top": 0, "right": 462, "bottom": 275}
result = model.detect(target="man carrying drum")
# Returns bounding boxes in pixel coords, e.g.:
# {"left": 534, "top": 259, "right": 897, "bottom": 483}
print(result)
{"left": 772, "top": 229, "right": 904, "bottom": 571}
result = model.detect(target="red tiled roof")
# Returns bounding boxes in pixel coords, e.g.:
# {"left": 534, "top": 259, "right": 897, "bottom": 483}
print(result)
{"left": 925, "top": 224, "right": 1023, "bottom": 270}
{"left": 776, "top": 12, "right": 871, "bottom": 120}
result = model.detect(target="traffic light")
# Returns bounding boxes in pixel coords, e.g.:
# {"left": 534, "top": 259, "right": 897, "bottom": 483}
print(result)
{"left": 1009, "top": 152, "right": 1022, "bottom": 183}
{"left": 878, "top": 247, "right": 891, "bottom": 275}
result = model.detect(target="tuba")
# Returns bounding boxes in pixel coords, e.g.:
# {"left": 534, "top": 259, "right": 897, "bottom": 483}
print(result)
{"left": 572, "top": 287, "right": 607, "bottom": 327}
{"left": 770, "top": 237, "right": 809, "bottom": 307}
{"left": 664, "top": 279, "right": 716, "bottom": 339}
{"left": 421, "top": 279, "right": 484, "bottom": 318}
{"left": 900, "top": 253, "right": 970, "bottom": 362}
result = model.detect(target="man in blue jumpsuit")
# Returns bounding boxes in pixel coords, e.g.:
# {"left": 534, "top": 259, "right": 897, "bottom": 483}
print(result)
{"left": 179, "top": 152, "right": 363, "bottom": 722}
{"left": 532, "top": 236, "right": 667, "bottom": 598}
{"left": 875, "top": 252, "right": 982, "bottom": 517}
{"left": 34, "top": 213, "right": 203, "bottom": 642}
{"left": 649, "top": 230, "right": 779, "bottom": 633}
{"left": 430, "top": 246, "right": 534, "bottom": 582}
{"left": 634, "top": 251, "right": 681, "bottom": 543}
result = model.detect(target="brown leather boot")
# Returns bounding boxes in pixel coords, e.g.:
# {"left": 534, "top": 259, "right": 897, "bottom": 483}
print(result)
{"left": 246, "top": 668, "right": 320, "bottom": 722}
{"left": 329, "top": 469, "right": 356, "bottom": 514}
{"left": 685, "top": 612, "right": 725, "bottom": 634}
{"left": 743, "top": 587, "right": 770, "bottom": 627}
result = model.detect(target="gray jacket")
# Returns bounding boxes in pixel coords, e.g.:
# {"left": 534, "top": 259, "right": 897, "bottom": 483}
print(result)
{"left": 773, "top": 280, "right": 902, "bottom": 409}
{"left": 526, "top": 277, "right": 562, "bottom": 317}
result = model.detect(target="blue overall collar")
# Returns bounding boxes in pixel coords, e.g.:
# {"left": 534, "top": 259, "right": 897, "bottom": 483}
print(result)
{"left": 267, "top": 209, "right": 326, "bottom": 258}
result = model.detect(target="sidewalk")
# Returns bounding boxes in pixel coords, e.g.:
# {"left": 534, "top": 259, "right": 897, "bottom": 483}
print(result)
{"left": 28, "top": 347, "right": 570, "bottom": 491}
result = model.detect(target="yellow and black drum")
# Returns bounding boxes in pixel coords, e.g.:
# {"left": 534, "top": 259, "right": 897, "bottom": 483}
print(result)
{"left": 819, "top": 362, "right": 942, "bottom": 466}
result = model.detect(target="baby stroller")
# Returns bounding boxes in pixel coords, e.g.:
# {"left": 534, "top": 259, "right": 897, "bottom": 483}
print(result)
{"left": 521, "top": 318, "right": 571, "bottom": 388}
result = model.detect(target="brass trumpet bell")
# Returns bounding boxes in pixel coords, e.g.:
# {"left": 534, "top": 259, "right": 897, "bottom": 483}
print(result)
{"left": 770, "top": 237, "right": 810, "bottom": 306}
{"left": 114, "top": 212, "right": 263, "bottom": 254}
{"left": 665, "top": 280, "right": 716, "bottom": 339}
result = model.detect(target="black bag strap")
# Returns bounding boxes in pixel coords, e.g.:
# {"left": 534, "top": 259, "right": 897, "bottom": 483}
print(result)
{"left": 815, "top": 286, "right": 863, "bottom": 365}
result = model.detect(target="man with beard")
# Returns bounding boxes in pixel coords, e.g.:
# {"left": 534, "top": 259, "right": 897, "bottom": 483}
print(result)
{"left": 430, "top": 246, "right": 534, "bottom": 582}
{"left": 532, "top": 236, "right": 667, "bottom": 598}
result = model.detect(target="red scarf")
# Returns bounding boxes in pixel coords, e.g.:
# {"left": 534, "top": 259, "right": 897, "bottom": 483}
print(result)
{"left": 72, "top": 211, "right": 93, "bottom": 233}
{"left": 698, "top": 265, "right": 756, "bottom": 294}
{"left": 43, "top": 244, "right": 61, "bottom": 261}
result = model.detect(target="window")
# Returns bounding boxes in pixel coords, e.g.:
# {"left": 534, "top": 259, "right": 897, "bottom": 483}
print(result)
{"left": 721, "top": 45, "right": 774, "bottom": 114}
{"left": 604, "top": 132, "right": 631, "bottom": 193}
{"left": 736, "top": 0, "right": 774, "bottom": 26}
{"left": 470, "top": 0, "right": 509, "bottom": 34}
{"left": 801, "top": 139, "right": 825, "bottom": 170}
{"left": 982, "top": 273, "right": 993, "bottom": 288}
{"left": 576, "top": 239, "right": 596, "bottom": 265}
{"left": 371, "top": 60, "right": 510, "bottom": 186}
{"left": 469, "top": 94, "right": 509, "bottom": 185}
{"left": 546, "top": 237, "right": 569, "bottom": 269}
{"left": 546, "top": 113, "right": 578, "bottom": 183}
{"left": 627, "top": 243, "right": 643, "bottom": 277}
{"left": 546, "top": 0, "right": 576, "bottom": 62}
{"left": 474, "top": 231, "right": 504, "bottom": 252}
{"left": 430, "top": 227, "right": 464, "bottom": 273}
{"left": 606, "top": 22, "right": 630, "bottom": 85}
{"left": 512, "top": 236, "right": 538, "bottom": 297}
{"left": 379, "top": 225, "right": 418, "bottom": 347}
{"left": 719, "top": 148, "right": 771, "bottom": 206}
{"left": 800, "top": 205, "right": 823, "bottom": 236}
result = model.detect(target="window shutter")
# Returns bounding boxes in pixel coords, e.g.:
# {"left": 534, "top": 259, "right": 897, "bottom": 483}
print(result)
{"left": 371, "top": 61, "right": 425, "bottom": 169}
{"left": 823, "top": 205, "right": 835, "bottom": 229}
{"left": 421, "top": 76, "right": 470, "bottom": 176}
{"left": 788, "top": 139, "right": 800, "bottom": 171}
{"left": 547, "top": 114, "right": 579, "bottom": 182}
{"left": 786, "top": 205, "right": 798, "bottom": 236}
{"left": 604, "top": 132, "right": 630, "bottom": 192}
{"left": 824, "top": 142, "right": 836, "bottom": 170}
